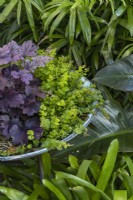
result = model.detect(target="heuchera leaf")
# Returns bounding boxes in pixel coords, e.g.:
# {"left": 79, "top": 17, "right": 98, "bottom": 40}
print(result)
{"left": 24, "top": 56, "right": 53, "bottom": 72}
{"left": 25, "top": 117, "right": 43, "bottom": 140}
{"left": 0, "top": 44, "right": 11, "bottom": 65}
{"left": 7, "top": 41, "right": 23, "bottom": 62}
{"left": 0, "top": 89, "right": 24, "bottom": 112}
{"left": 21, "top": 40, "right": 38, "bottom": 57}
{"left": 22, "top": 101, "right": 41, "bottom": 116}
{"left": 11, "top": 69, "right": 33, "bottom": 85}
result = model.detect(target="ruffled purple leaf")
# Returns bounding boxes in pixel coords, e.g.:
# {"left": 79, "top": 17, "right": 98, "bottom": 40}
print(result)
{"left": 9, "top": 124, "right": 28, "bottom": 145}
{"left": 0, "top": 115, "right": 10, "bottom": 137}
{"left": 25, "top": 85, "right": 45, "bottom": 100}
{"left": 0, "top": 89, "right": 24, "bottom": 112}
{"left": 11, "top": 69, "right": 33, "bottom": 85}
{"left": 25, "top": 117, "right": 43, "bottom": 140}
{"left": 2, "top": 65, "right": 19, "bottom": 78}
{"left": 0, "top": 77, "right": 9, "bottom": 90}
{"left": 21, "top": 41, "right": 38, "bottom": 57}
{"left": 7, "top": 41, "right": 23, "bottom": 62}
{"left": 22, "top": 101, "right": 41, "bottom": 116}
{"left": 24, "top": 55, "right": 53, "bottom": 72}
{"left": 0, "top": 44, "right": 11, "bottom": 65}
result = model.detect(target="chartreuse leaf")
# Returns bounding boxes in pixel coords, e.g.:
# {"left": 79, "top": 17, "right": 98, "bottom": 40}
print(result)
{"left": 0, "top": 186, "right": 28, "bottom": 200}
{"left": 77, "top": 7, "right": 91, "bottom": 45}
{"left": 113, "top": 190, "right": 127, "bottom": 200}
{"left": 92, "top": 139, "right": 119, "bottom": 200}
{"left": 0, "top": 0, "right": 18, "bottom": 22}
{"left": 42, "top": 179, "right": 67, "bottom": 200}
{"left": 93, "top": 54, "right": 133, "bottom": 91}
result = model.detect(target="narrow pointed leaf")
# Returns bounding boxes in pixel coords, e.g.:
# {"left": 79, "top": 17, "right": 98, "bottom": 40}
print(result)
{"left": 49, "top": 8, "right": 70, "bottom": 36}
{"left": 17, "top": 0, "right": 22, "bottom": 25}
{"left": 92, "top": 139, "right": 119, "bottom": 200}
{"left": 127, "top": 6, "right": 133, "bottom": 37}
{"left": 69, "top": 9, "right": 76, "bottom": 44}
{"left": 0, "top": 186, "right": 28, "bottom": 200}
{"left": 42, "top": 179, "right": 67, "bottom": 200}
{"left": 77, "top": 8, "right": 91, "bottom": 44}
{"left": 23, "top": 0, "right": 38, "bottom": 41}
{"left": 72, "top": 186, "right": 90, "bottom": 200}
{"left": 0, "top": 0, "right": 18, "bottom": 22}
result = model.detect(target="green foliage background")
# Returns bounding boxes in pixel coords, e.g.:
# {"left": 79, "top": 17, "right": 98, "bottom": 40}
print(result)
{"left": 1, "top": 0, "right": 133, "bottom": 74}
{"left": 1, "top": 0, "right": 133, "bottom": 199}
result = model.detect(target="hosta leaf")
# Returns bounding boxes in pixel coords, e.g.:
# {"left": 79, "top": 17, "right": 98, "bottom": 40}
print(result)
{"left": 93, "top": 55, "right": 133, "bottom": 91}
{"left": 0, "top": 186, "right": 28, "bottom": 200}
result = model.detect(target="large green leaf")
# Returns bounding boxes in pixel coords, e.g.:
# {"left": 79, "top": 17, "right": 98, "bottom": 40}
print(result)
{"left": 93, "top": 55, "right": 133, "bottom": 91}
{"left": 51, "top": 99, "right": 133, "bottom": 161}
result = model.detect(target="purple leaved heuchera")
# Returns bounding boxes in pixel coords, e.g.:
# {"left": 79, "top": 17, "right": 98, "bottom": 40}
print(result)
{"left": 11, "top": 69, "right": 33, "bottom": 85}
{"left": 0, "top": 40, "right": 52, "bottom": 147}
{"left": 21, "top": 40, "right": 38, "bottom": 57}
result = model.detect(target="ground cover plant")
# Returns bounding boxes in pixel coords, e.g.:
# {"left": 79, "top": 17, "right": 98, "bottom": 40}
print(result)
{"left": 0, "top": 40, "right": 103, "bottom": 155}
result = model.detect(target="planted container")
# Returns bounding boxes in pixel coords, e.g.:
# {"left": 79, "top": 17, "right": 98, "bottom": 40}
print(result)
{"left": 0, "top": 41, "right": 103, "bottom": 161}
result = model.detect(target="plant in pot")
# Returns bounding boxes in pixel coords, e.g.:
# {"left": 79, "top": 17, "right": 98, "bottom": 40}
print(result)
{"left": 0, "top": 40, "right": 103, "bottom": 159}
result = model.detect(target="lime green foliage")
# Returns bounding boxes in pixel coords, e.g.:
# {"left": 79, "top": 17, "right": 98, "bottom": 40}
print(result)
{"left": 35, "top": 56, "right": 103, "bottom": 149}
